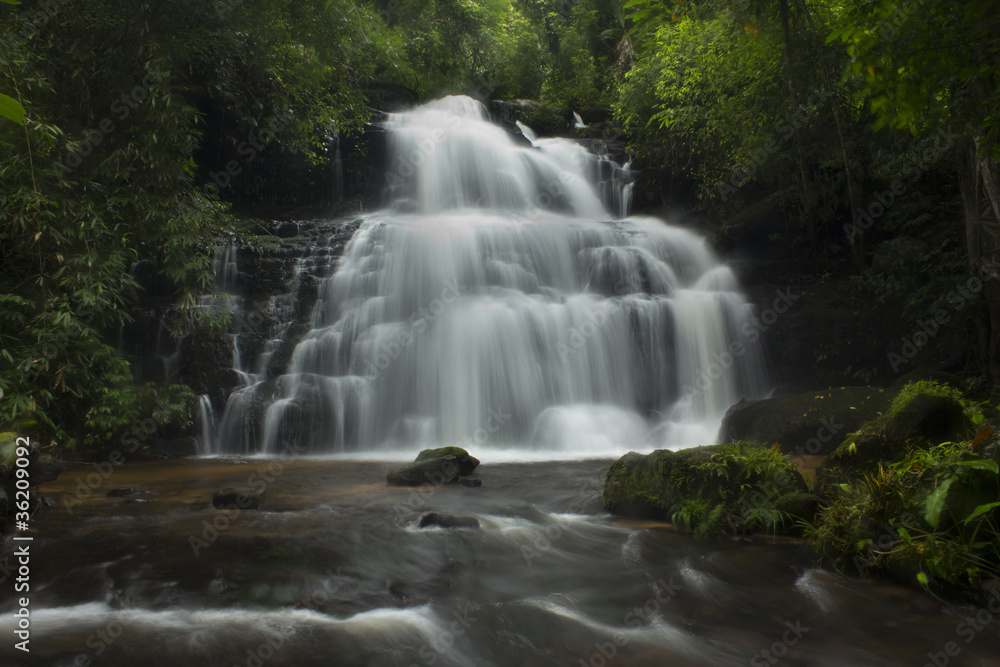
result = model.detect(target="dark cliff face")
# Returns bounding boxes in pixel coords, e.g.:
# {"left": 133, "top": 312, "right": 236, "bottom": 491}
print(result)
{"left": 118, "top": 217, "right": 364, "bottom": 454}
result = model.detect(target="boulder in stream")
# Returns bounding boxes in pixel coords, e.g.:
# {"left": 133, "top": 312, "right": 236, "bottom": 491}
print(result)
{"left": 386, "top": 456, "right": 461, "bottom": 486}
{"left": 604, "top": 443, "right": 813, "bottom": 534}
{"left": 415, "top": 447, "right": 480, "bottom": 475}
{"left": 387, "top": 447, "right": 480, "bottom": 486}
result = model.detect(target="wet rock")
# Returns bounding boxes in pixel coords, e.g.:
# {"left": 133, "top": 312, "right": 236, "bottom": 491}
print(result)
{"left": 386, "top": 456, "right": 461, "bottom": 486}
{"left": 212, "top": 487, "right": 262, "bottom": 510}
{"left": 29, "top": 457, "right": 64, "bottom": 486}
{"left": 106, "top": 488, "right": 152, "bottom": 498}
{"left": 273, "top": 221, "right": 299, "bottom": 238}
{"left": 418, "top": 512, "right": 480, "bottom": 529}
{"left": 415, "top": 447, "right": 479, "bottom": 476}
{"left": 719, "top": 386, "right": 892, "bottom": 456}
{"left": 486, "top": 99, "right": 573, "bottom": 136}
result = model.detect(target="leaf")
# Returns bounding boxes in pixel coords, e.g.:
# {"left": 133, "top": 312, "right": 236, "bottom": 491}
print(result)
{"left": 963, "top": 502, "right": 1000, "bottom": 525}
{"left": 924, "top": 475, "right": 956, "bottom": 530}
{"left": 953, "top": 459, "right": 999, "bottom": 474}
{"left": 0, "top": 0, "right": 21, "bottom": 4}
{"left": 0, "top": 94, "right": 26, "bottom": 126}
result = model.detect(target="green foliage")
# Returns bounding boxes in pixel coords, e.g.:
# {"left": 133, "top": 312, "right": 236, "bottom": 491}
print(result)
{"left": 807, "top": 437, "right": 1000, "bottom": 590}
{"left": 0, "top": 93, "right": 25, "bottom": 125}
{"left": 828, "top": 0, "right": 1000, "bottom": 154}
{"left": 84, "top": 383, "right": 195, "bottom": 452}
{"left": 613, "top": 2, "right": 861, "bottom": 230}
{"left": 681, "top": 442, "right": 800, "bottom": 535}
{"left": 604, "top": 443, "right": 807, "bottom": 536}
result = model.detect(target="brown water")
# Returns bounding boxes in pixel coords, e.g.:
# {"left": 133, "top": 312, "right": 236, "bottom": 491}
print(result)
{"left": 2, "top": 458, "right": 1000, "bottom": 666}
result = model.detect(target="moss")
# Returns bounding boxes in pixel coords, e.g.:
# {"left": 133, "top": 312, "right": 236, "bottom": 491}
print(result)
{"left": 604, "top": 442, "right": 810, "bottom": 535}
{"left": 820, "top": 381, "right": 974, "bottom": 487}
{"left": 414, "top": 446, "right": 479, "bottom": 476}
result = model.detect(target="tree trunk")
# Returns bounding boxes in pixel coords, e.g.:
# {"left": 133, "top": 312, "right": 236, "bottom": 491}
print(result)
{"left": 777, "top": 0, "right": 817, "bottom": 250}
{"left": 957, "top": 136, "right": 1000, "bottom": 381}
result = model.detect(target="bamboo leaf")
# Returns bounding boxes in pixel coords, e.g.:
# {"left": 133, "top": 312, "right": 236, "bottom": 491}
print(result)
{"left": 0, "top": 94, "right": 26, "bottom": 126}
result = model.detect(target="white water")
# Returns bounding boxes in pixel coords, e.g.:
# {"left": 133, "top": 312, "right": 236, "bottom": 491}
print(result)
{"left": 212, "top": 96, "right": 767, "bottom": 456}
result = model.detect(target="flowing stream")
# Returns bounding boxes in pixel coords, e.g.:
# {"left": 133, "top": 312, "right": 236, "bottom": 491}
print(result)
{"left": 4, "top": 460, "right": 1000, "bottom": 666}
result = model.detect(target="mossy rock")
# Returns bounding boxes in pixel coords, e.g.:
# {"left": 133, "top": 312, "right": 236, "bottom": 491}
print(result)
{"left": 889, "top": 369, "right": 963, "bottom": 393}
{"left": 414, "top": 447, "right": 479, "bottom": 476}
{"left": 0, "top": 437, "right": 18, "bottom": 469}
{"left": 818, "top": 381, "right": 974, "bottom": 487}
{"left": 719, "top": 387, "right": 891, "bottom": 457}
{"left": 603, "top": 443, "right": 809, "bottom": 534}
{"left": 774, "top": 492, "right": 823, "bottom": 523}
{"left": 387, "top": 456, "right": 461, "bottom": 487}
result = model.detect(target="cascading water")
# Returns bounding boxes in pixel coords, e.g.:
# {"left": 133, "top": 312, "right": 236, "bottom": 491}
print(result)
{"left": 212, "top": 96, "right": 768, "bottom": 457}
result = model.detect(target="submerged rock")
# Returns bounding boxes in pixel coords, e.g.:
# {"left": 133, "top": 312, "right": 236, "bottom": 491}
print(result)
{"left": 106, "top": 488, "right": 152, "bottom": 498}
{"left": 604, "top": 443, "right": 811, "bottom": 534}
{"left": 418, "top": 512, "right": 480, "bottom": 529}
{"left": 212, "top": 487, "right": 262, "bottom": 510}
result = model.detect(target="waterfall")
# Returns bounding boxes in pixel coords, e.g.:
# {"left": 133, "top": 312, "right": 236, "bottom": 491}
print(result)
{"left": 196, "top": 394, "right": 216, "bottom": 455}
{"left": 212, "top": 95, "right": 768, "bottom": 457}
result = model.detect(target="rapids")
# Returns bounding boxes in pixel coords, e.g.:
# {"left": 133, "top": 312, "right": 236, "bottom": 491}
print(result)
{"left": 4, "top": 460, "right": 999, "bottom": 666}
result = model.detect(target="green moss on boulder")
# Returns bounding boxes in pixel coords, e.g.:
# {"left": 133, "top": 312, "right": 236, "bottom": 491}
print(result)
{"left": 603, "top": 443, "right": 810, "bottom": 535}
{"left": 818, "top": 381, "right": 974, "bottom": 487}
